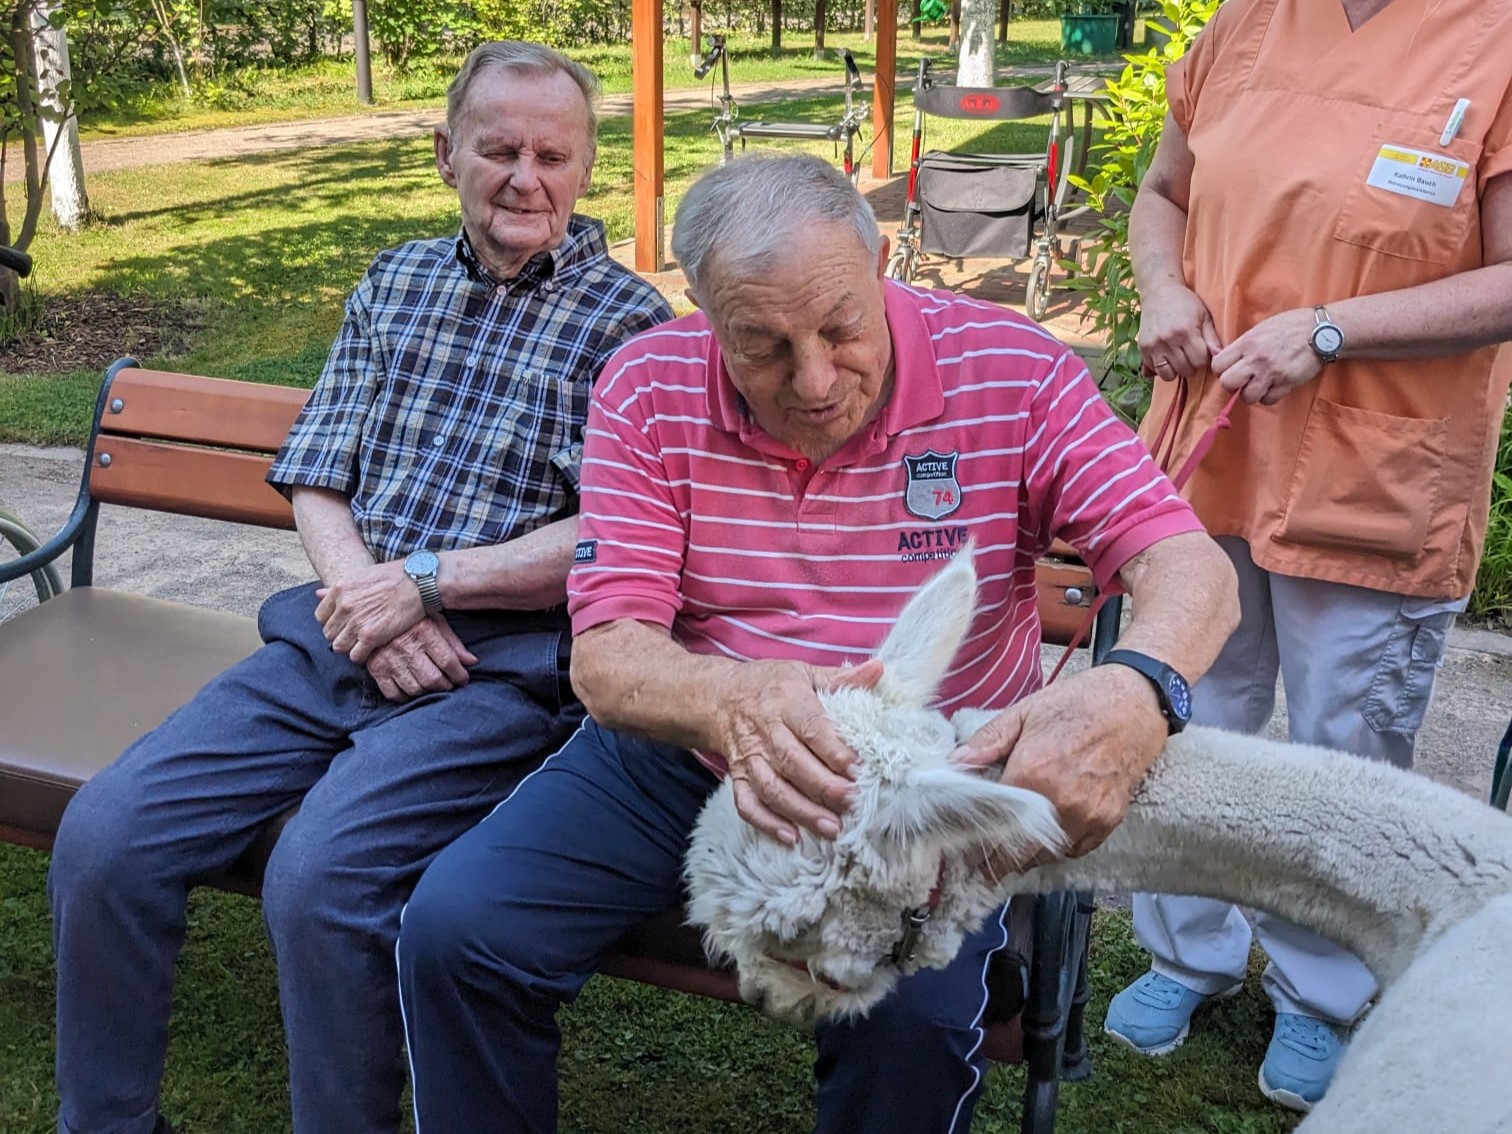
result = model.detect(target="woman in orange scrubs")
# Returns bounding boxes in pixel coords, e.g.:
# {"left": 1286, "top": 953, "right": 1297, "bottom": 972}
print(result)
{"left": 1102, "top": 0, "right": 1512, "bottom": 1113}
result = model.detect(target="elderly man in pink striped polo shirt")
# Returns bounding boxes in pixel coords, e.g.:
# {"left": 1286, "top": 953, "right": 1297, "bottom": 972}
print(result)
{"left": 397, "top": 154, "right": 1238, "bottom": 1132}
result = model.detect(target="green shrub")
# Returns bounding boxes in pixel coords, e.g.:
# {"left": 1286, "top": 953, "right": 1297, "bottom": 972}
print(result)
{"left": 1062, "top": 0, "right": 1219, "bottom": 423}
{"left": 1471, "top": 407, "right": 1512, "bottom": 627}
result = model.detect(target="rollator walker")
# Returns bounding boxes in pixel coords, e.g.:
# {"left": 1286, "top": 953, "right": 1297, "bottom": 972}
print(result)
{"left": 887, "top": 59, "right": 1087, "bottom": 322}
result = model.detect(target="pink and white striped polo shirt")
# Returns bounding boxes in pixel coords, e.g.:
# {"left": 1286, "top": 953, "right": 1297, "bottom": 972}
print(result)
{"left": 569, "top": 281, "right": 1201, "bottom": 719}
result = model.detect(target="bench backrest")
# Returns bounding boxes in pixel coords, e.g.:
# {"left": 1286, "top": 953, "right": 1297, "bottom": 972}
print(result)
{"left": 81, "top": 364, "right": 1102, "bottom": 645}
{"left": 89, "top": 367, "right": 310, "bottom": 529}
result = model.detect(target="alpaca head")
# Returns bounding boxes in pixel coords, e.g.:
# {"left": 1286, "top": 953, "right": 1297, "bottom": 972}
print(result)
{"left": 684, "top": 547, "right": 1068, "bottom": 1023}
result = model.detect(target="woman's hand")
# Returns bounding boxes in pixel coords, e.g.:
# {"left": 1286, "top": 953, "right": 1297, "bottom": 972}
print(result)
{"left": 1138, "top": 283, "right": 1224, "bottom": 382}
{"left": 1211, "top": 307, "right": 1325, "bottom": 405}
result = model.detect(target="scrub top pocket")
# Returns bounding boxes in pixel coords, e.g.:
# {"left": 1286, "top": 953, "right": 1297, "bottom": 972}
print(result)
{"left": 1332, "top": 120, "right": 1482, "bottom": 266}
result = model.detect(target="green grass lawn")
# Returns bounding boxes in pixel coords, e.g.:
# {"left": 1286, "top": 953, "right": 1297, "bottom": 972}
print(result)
{"left": 0, "top": 93, "right": 1071, "bottom": 446}
{"left": 77, "top": 21, "right": 1118, "bottom": 140}
{"left": 0, "top": 841, "right": 1298, "bottom": 1134}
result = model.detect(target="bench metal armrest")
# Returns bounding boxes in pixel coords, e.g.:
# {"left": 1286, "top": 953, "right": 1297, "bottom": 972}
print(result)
{"left": 0, "top": 497, "right": 96, "bottom": 586}
{"left": 0, "top": 357, "right": 141, "bottom": 590}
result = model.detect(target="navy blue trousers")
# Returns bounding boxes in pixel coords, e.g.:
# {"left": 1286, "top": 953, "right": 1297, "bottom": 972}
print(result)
{"left": 398, "top": 717, "right": 1013, "bottom": 1134}
{"left": 49, "top": 583, "right": 580, "bottom": 1134}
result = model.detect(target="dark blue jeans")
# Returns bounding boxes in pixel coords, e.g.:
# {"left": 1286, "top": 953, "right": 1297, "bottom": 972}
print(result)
{"left": 49, "top": 583, "right": 580, "bottom": 1134}
{"left": 397, "top": 718, "right": 1014, "bottom": 1134}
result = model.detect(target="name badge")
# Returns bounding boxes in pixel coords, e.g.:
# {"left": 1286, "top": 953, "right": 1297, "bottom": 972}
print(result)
{"left": 1364, "top": 143, "right": 1470, "bottom": 208}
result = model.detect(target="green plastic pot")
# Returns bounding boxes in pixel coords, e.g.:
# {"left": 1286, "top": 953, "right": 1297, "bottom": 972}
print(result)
{"left": 1060, "top": 13, "right": 1120, "bottom": 55}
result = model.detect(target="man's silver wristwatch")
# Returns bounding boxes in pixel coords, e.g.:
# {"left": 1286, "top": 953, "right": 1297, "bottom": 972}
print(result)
{"left": 1309, "top": 305, "right": 1345, "bottom": 364}
{"left": 403, "top": 549, "right": 444, "bottom": 614}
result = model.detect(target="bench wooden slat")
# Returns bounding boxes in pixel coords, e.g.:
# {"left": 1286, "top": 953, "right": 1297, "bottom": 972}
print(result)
{"left": 91, "top": 437, "right": 295, "bottom": 529}
{"left": 102, "top": 368, "right": 309, "bottom": 453}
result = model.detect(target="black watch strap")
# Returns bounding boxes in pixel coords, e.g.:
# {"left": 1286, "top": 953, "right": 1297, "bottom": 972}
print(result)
{"left": 1098, "top": 649, "right": 1191, "bottom": 734}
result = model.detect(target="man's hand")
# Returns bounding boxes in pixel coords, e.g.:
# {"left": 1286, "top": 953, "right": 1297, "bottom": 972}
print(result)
{"left": 951, "top": 665, "right": 1167, "bottom": 863}
{"left": 365, "top": 615, "right": 478, "bottom": 703}
{"left": 1138, "top": 283, "right": 1223, "bottom": 382}
{"left": 316, "top": 560, "right": 426, "bottom": 663}
{"left": 1211, "top": 307, "right": 1323, "bottom": 406}
{"left": 712, "top": 658, "right": 883, "bottom": 845}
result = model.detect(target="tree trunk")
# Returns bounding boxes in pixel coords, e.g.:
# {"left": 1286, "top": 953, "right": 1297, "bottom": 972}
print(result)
{"left": 148, "top": 0, "right": 192, "bottom": 96}
{"left": 948, "top": 0, "right": 961, "bottom": 49}
{"left": 9, "top": 6, "right": 47, "bottom": 251}
{"left": 997, "top": 0, "right": 1009, "bottom": 45}
{"left": 864, "top": 0, "right": 875, "bottom": 40}
{"left": 912, "top": 0, "right": 922, "bottom": 40}
{"left": 772, "top": 0, "right": 782, "bottom": 50}
{"left": 956, "top": 0, "right": 996, "bottom": 87}
{"left": 813, "top": 0, "right": 827, "bottom": 57}
{"left": 689, "top": 0, "right": 703, "bottom": 65}
{"left": 29, "top": 2, "right": 90, "bottom": 231}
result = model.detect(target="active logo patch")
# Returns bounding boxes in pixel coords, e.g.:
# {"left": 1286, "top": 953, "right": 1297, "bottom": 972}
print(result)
{"left": 903, "top": 450, "right": 963, "bottom": 520}
{"left": 574, "top": 540, "right": 598, "bottom": 564}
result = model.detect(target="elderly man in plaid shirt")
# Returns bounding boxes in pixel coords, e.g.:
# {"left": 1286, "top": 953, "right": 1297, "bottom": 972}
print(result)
{"left": 47, "top": 41, "right": 671, "bottom": 1134}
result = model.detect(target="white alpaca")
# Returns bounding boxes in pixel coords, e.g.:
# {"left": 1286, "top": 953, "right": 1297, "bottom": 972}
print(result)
{"left": 684, "top": 549, "right": 1512, "bottom": 1133}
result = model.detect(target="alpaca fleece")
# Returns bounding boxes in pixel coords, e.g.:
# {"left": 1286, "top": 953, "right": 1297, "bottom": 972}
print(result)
{"left": 684, "top": 548, "right": 1512, "bottom": 1133}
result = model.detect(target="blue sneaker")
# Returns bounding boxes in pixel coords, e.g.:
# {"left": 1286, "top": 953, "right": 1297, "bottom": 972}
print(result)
{"left": 1104, "top": 971, "right": 1243, "bottom": 1056}
{"left": 1259, "top": 1013, "right": 1346, "bottom": 1112}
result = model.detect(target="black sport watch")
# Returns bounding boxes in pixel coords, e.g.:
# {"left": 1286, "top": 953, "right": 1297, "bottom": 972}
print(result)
{"left": 1098, "top": 649, "right": 1193, "bottom": 734}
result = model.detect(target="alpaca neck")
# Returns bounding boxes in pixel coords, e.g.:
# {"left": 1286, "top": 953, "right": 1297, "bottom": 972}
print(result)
{"left": 1014, "top": 727, "right": 1512, "bottom": 986}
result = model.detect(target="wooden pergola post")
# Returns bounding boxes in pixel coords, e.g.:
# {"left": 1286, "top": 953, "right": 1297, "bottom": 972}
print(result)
{"left": 871, "top": 0, "right": 898, "bottom": 179}
{"left": 632, "top": 0, "right": 665, "bottom": 272}
{"left": 630, "top": 0, "right": 902, "bottom": 262}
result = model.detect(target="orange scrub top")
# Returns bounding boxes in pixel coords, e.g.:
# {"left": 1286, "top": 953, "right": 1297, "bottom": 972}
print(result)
{"left": 1142, "top": 0, "right": 1512, "bottom": 599}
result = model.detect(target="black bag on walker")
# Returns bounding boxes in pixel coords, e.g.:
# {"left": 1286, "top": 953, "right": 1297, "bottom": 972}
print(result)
{"left": 916, "top": 154, "right": 1041, "bottom": 261}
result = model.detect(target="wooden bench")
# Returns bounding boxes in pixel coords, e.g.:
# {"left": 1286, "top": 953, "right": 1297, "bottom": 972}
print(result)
{"left": 0, "top": 359, "right": 1119, "bottom": 1134}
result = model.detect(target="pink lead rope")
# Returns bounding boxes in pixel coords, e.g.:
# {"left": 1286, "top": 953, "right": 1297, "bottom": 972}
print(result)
{"left": 1043, "top": 378, "right": 1245, "bottom": 685}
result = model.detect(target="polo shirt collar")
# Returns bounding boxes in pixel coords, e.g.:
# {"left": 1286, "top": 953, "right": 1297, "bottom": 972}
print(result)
{"left": 704, "top": 278, "right": 946, "bottom": 456}
{"left": 453, "top": 214, "right": 608, "bottom": 290}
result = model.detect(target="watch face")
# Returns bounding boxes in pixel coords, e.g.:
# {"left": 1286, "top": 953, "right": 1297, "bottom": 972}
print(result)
{"left": 1313, "top": 324, "right": 1344, "bottom": 356}
{"left": 406, "top": 549, "right": 439, "bottom": 576}
{"left": 1163, "top": 672, "right": 1193, "bottom": 723}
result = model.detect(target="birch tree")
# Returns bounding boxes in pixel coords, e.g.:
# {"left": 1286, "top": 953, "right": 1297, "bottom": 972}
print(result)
{"left": 956, "top": 0, "right": 996, "bottom": 87}
{"left": 29, "top": 1, "right": 89, "bottom": 231}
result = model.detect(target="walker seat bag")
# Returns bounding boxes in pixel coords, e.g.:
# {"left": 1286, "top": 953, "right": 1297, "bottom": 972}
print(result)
{"left": 916, "top": 153, "right": 1040, "bottom": 260}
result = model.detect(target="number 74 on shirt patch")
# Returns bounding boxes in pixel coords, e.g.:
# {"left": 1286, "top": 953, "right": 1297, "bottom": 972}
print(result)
{"left": 1365, "top": 143, "right": 1470, "bottom": 208}
{"left": 904, "top": 451, "right": 963, "bottom": 520}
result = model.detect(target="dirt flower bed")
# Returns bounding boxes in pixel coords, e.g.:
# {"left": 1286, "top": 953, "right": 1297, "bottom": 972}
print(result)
{"left": 0, "top": 291, "right": 202, "bottom": 375}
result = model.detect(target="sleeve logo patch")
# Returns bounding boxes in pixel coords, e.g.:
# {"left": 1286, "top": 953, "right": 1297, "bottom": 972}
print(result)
{"left": 574, "top": 540, "right": 598, "bottom": 564}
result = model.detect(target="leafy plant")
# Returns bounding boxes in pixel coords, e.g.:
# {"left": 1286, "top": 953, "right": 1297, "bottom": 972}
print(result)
{"left": 1470, "top": 406, "right": 1512, "bottom": 627}
{"left": 361, "top": 0, "right": 481, "bottom": 73}
{"left": 1061, "top": 0, "right": 1219, "bottom": 423}
{"left": 0, "top": 277, "right": 44, "bottom": 345}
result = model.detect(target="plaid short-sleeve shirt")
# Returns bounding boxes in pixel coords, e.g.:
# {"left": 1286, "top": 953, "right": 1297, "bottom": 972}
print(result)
{"left": 267, "top": 215, "right": 672, "bottom": 563}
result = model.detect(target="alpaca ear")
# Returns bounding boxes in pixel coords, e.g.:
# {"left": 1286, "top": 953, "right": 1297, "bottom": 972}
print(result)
{"left": 874, "top": 545, "right": 978, "bottom": 707}
{"left": 874, "top": 765, "right": 1068, "bottom": 863}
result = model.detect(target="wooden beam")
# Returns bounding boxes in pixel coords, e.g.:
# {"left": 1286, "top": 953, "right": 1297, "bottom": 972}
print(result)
{"left": 871, "top": 0, "right": 898, "bottom": 179}
{"left": 632, "top": 0, "right": 665, "bottom": 273}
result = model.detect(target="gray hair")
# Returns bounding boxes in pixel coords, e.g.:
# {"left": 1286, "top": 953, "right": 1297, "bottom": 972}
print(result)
{"left": 672, "top": 155, "right": 883, "bottom": 296}
{"left": 446, "top": 41, "right": 600, "bottom": 158}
